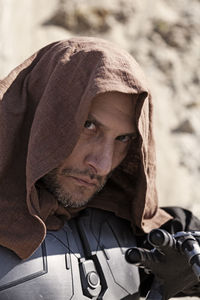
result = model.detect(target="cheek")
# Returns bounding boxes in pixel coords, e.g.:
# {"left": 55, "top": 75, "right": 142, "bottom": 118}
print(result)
{"left": 112, "top": 143, "right": 129, "bottom": 169}
{"left": 60, "top": 138, "right": 90, "bottom": 167}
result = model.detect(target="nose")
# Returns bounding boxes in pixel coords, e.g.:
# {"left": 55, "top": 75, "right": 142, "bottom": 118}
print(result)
{"left": 85, "top": 142, "right": 114, "bottom": 176}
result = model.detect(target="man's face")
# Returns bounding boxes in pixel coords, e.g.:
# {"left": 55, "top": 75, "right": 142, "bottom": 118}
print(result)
{"left": 43, "top": 92, "right": 136, "bottom": 208}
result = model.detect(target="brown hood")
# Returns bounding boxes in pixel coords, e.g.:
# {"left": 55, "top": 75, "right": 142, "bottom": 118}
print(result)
{"left": 0, "top": 37, "right": 171, "bottom": 259}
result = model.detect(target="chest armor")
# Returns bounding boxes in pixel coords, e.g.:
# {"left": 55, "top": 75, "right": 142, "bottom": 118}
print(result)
{"left": 0, "top": 208, "right": 140, "bottom": 299}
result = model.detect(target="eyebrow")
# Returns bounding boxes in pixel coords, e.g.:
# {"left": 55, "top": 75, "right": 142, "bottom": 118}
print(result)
{"left": 88, "top": 113, "right": 137, "bottom": 138}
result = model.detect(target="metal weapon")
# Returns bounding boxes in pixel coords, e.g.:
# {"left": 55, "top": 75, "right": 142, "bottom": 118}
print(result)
{"left": 126, "top": 229, "right": 200, "bottom": 300}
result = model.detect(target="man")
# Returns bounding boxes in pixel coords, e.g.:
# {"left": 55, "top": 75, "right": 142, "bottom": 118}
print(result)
{"left": 0, "top": 37, "right": 200, "bottom": 299}
{"left": 42, "top": 91, "right": 137, "bottom": 208}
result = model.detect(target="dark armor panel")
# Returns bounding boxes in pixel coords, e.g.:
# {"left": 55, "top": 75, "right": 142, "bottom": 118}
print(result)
{"left": 0, "top": 208, "right": 140, "bottom": 299}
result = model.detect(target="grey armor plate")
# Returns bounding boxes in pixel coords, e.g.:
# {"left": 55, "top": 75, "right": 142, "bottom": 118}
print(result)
{"left": 0, "top": 208, "right": 140, "bottom": 299}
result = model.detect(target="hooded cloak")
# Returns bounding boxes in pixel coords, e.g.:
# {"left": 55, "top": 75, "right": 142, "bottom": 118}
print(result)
{"left": 0, "top": 37, "right": 171, "bottom": 259}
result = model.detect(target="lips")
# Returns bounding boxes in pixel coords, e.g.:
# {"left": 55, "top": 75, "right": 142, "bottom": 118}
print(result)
{"left": 69, "top": 176, "right": 98, "bottom": 187}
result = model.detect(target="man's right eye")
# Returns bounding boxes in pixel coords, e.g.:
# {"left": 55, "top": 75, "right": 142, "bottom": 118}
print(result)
{"left": 84, "top": 120, "right": 96, "bottom": 130}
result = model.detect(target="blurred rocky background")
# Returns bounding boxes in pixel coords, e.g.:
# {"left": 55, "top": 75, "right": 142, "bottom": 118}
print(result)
{"left": 0, "top": 1, "right": 200, "bottom": 297}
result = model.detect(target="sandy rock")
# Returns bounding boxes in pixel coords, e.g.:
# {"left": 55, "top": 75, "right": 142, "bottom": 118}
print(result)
{"left": 172, "top": 119, "right": 195, "bottom": 134}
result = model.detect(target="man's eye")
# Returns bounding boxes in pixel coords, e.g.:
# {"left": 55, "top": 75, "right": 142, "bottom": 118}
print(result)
{"left": 84, "top": 120, "right": 96, "bottom": 130}
{"left": 117, "top": 135, "right": 131, "bottom": 143}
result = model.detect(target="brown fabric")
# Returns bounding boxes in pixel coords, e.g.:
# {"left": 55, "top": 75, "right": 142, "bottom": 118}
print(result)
{"left": 0, "top": 37, "right": 172, "bottom": 259}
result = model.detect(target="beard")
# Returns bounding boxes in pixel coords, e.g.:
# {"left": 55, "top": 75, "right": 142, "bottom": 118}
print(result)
{"left": 42, "top": 167, "right": 109, "bottom": 208}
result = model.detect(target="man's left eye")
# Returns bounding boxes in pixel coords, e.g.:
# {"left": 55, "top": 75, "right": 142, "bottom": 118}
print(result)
{"left": 117, "top": 135, "right": 131, "bottom": 143}
{"left": 84, "top": 120, "right": 96, "bottom": 130}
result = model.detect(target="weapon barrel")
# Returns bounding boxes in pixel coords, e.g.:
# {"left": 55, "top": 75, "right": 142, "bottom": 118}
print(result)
{"left": 180, "top": 235, "right": 200, "bottom": 280}
{"left": 148, "top": 229, "right": 175, "bottom": 248}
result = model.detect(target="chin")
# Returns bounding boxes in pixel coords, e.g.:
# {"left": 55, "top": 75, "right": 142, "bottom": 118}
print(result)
{"left": 58, "top": 192, "right": 94, "bottom": 208}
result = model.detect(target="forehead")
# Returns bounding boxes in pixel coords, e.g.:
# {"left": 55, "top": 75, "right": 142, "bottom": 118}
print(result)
{"left": 89, "top": 92, "right": 136, "bottom": 133}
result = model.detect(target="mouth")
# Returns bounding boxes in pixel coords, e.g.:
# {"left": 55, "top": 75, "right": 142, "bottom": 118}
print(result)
{"left": 68, "top": 176, "right": 98, "bottom": 188}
